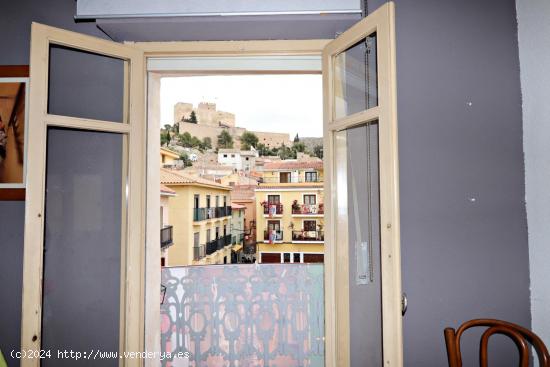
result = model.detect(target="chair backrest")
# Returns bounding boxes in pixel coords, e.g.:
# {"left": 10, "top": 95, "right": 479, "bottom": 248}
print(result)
{"left": 444, "top": 319, "right": 550, "bottom": 367}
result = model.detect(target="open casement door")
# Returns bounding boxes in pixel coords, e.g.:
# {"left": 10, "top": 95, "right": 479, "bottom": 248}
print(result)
{"left": 22, "top": 24, "right": 145, "bottom": 367}
{"left": 323, "top": 2, "right": 402, "bottom": 367}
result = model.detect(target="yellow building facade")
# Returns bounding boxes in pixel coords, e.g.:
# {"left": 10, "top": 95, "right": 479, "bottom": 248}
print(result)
{"left": 161, "top": 168, "right": 235, "bottom": 266}
{"left": 255, "top": 160, "right": 325, "bottom": 263}
{"left": 160, "top": 147, "right": 179, "bottom": 166}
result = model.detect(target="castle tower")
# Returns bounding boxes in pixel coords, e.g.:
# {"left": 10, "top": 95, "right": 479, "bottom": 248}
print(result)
{"left": 174, "top": 102, "right": 193, "bottom": 123}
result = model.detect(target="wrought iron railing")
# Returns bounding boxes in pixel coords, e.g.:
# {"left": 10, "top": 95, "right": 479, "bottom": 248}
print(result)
{"left": 261, "top": 176, "right": 321, "bottom": 183}
{"left": 161, "top": 264, "right": 324, "bottom": 366}
{"left": 193, "top": 206, "right": 232, "bottom": 221}
{"left": 264, "top": 230, "right": 283, "bottom": 242}
{"left": 263, "top": 203, "right": 283, "bottom": 215}
{"left": 205, "top": 234, "right": 233, "bottom": 255}
{"left": 160, "top": 225, "right": 173, "bottom": 248}
{"left": 292, "top": 230, "right": 324, "bottom": 242}
{"left": 292, "top": 203, "right": 324, "bottom": 215}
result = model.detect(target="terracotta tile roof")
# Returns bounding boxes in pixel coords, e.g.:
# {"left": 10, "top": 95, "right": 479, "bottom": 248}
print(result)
{"left": 160, "top": 168, "right": 231, "bottom": 190}
{"left": 263, "top": 160, "right": 323, "bottom": 170}
{"left": 160, "top": 147, "right": 179, "bottom": 158}
{"left": 160, "top": 184, "right": 176, "bottom": 195}
{"left": 231, "top": 186, "right": 256, "bottom": 201}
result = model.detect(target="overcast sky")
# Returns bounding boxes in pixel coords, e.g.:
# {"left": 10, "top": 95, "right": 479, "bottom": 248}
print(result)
{"left": 160, "top": 74, "right": 323, "bottom": 138}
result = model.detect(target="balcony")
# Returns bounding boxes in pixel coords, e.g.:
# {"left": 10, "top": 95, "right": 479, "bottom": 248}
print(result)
{"left": 160, "top": 225, "right": 173, "bottom": 249}
{"left": 263, "top": 203, "right": 283, "bottom": 216}
{"left": 264, "top": 230, "right": 284, "bottom": 243}
{"left": 205, "top": 234, "right": 233, "bottom": 255}
{"left": 161, "top": 264, "right": 324, "bottom": 365}
{"left": 193, "top": 206, "right": 232, "bottom": 221}
{"left": 261, "top": 176, "right": 321, "bottom": 184}
{"left": 292, "top": 203, "right": 324, "bottom": 216}
{"left": 292, "top": 230, "right": 324, "bottom": 243}
{"left": 193, "top": 244, "right": 206, "bottom": 261}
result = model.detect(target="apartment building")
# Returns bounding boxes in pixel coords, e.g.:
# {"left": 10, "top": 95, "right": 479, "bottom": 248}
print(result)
{"left": 160, "top": 184, "right": 175, "bottom": 266}
{"left": 160, "top": 168, "right": 234, "bottom": 266}
{"left": 255, "top": 160, "right": 324, "bottom": 263}
{"left": 217, "top": 148, "right": 259, "bottom": 171}
{"left": 261, "top": 159, "right": 324, "bottom": 184}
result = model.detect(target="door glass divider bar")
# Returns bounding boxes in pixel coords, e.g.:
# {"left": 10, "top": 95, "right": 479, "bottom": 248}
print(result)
{"left": 44, "top": 114, "right": 131, "bottom": 133}
{"left": 329, "top": 106, "right": 380, "bottom": 132}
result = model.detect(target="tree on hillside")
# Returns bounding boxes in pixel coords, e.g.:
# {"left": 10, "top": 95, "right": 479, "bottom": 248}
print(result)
{"left": 201, "top": 137, "right": 212, "bottom": 150}
{"left": 256, "top": 143, "right": 270, "bottom": 156}
{"left": 160, "top": 130, "right": 171, "bottom": 146}
{"left": 178, "top": 132, "right": 193, "bottom": 147}
{"left": 313, "top": 144, "right": 323, "bottom": 159}
{"left": 178, "top": 152, "right": 193, "bottom": 167}
{"left": 184, "top": 111, "right": 198, "bottom": 123}
{"left": 172, "top": 122, "right": 180, "bottom": 134}
{"left": 278, "top": 144, "right": 296, "bottom": 160}
{"left": 292, "top": 141, "right": 306, "bottom": 154}
{"left": 217, "top": 130, "right": 234, "bottom": 149}
{"left": 294, "top": 133, "right": 300, "bottom": 143}
{"left": 240, "top": 132, "right": 259, "bottom": 150}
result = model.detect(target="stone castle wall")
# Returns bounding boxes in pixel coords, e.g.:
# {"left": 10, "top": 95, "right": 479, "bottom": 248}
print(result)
{"left": 174, "top": 102, "right": 235, "bottom": 128}
{"left": 179, "top": 123, "right": 289, "bottom": 149}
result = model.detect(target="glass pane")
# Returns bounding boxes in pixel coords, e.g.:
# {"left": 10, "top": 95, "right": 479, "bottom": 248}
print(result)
{"left": 333, "top": 33, "right": 378, "bottom": 119}
{"left": 42, "top": 127, "right": 124, "bottom": 367}
{"left": 161, "top": 264, "right": 324, "bottom": 366}
{"left": 336, "top": 122, "right": 382, "bottom": 366}
{"left": 48, "top": 45, "right": 125, "bottom": 122}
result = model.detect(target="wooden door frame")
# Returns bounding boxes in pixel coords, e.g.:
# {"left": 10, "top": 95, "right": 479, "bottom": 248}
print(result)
{"left": 323, "top": 2, "right": 402, "bottom": 366}
{"left": 136, "top": 8, "right": 401, "bottom": 363}
{"left": 23, "top": 23, "right": 145, "bottom": 367}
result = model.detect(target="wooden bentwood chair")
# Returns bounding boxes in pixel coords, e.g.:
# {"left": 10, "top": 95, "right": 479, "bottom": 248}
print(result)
{"left": 444, "top": 319, "right": 550, "bottom": 367}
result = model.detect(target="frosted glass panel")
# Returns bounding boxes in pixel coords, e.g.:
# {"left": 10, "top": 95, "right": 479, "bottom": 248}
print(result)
{"left": 161, "top": 264, "right": 324, "bottom": 366}
{"left": 336, "top": 122, "right": 382, "bottom": 366}
{"left": 42, "top": 127, "right": 124, "bottom": 367}
{"left": 334, "top": 34, "right": 378, "bottom": 119}
{"left": 48, "top": 45, "right": 125, "bottom": 122}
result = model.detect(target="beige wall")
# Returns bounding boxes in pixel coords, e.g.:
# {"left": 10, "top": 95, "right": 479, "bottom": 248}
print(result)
{"left": 255, "top": 185, "right": 324, "bottom": 261}
{"left": 164, "top": 184, "right": 232, "bottom": 266}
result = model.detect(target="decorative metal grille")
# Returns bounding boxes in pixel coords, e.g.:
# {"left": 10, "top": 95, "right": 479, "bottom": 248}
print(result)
{"left": 161, "top": 264, "right": 324, "bottom": 366}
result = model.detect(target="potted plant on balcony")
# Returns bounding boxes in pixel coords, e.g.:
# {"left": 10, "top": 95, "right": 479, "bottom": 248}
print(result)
{"left": 318, "top": 203, "right": 324, "bottom": 214}
{"left": 292, "top": 199, "right": 300, "bottom": 213}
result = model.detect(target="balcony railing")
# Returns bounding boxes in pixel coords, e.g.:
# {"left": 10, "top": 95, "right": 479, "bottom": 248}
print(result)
{"left": 193, "top": 244, "right": 206, "bottom": 261}
{"left": 261, "top": 176, "right": 321, "bottom": 184}
{"left": 160, "top": 225, "right": 173, "bottom": 249}
{"left": 263, "top": 203, "right": 283, "bottom": 215}
{"left": 205, "top": 234, "right": 233, "bottom": 255}
{"left": 161, "top": 264, "right": 324, "bottom": 366}
{"left": 292, "top": 204, "right": 324, "bottom": 215}
{"left": 292, "top": 230, "right": 324, "bottom": 242}
{"left": 193, "top": 206, "right": 232, "bottom": 221}
{"left": 264, "top": 230, "right": 284, "bottom": 242}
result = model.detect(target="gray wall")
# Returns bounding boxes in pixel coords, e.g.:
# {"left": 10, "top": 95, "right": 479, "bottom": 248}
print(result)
{"left": 387, "top": 0, "right": 530, "bottom": 365}
{"left": 0, "top": 0, "right": 530, "bottom": 366}
{"left": 516, "top": 0, "right": 550, "bottom": 348}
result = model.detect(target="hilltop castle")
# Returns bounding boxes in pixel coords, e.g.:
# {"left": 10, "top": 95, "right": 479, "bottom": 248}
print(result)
{"left": 175, "top": 102, "right": 290, "bottom": 149}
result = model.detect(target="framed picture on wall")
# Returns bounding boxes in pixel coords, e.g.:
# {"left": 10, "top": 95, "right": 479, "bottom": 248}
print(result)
{"left": 0, "top": 66, "right": 29, "bottom": 199}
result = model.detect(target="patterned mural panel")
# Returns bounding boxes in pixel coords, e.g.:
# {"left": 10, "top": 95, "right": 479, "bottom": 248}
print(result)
{"left": 161, "top": 264, "right": 324, "bottom": 367}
